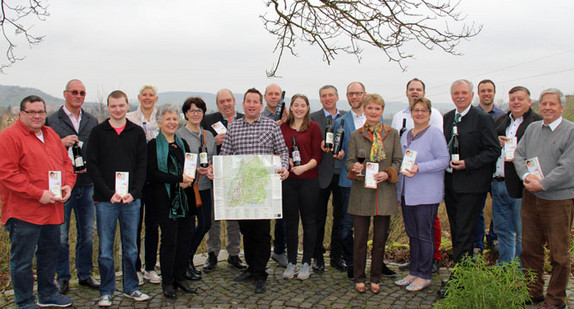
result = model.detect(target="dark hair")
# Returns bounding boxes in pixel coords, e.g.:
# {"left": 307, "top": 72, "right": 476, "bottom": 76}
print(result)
{"left": 107, "top": 90, "right": 128, "bottom": 105}
{"left": 243, "top": 88, "right": 262, "bottom": 103}
{"left": 478, "top": 79, "right": 496, "bottom": 92}
{"left": 182, "top": 97, "right": 207, "bottom": 120}
{"left": 406, "top": 78, "right": 426, "bottom": 91}
{"left": 319, "top": 85, "right": 338, "bottom": 97}
{"left": 20, "top": 95, "right": 46, "bottom": 111}
{"left": 508, "top": 86, "right": 530, "bottom": 96}
{"left": 286, "top": 94, "right": 311, "bottom": 132}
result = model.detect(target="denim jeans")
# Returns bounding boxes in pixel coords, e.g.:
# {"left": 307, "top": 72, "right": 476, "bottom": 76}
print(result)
{"left": 339, "top": 187, "right": 354, "bottom": 265}
{"left": 95, "top": 200, "right": 140, "bottom": 296}
{"left": 6, "top": 218, "right": 60, "bottom": 308}
{"left": 491, "top": 180, "right": 522, "bottom": 264}
{"left": 57, "top": 185, "right": 96, "bottom": 281}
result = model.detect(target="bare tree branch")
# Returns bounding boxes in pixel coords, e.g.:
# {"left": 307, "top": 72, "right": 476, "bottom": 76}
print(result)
{"left": 0, "top": 0, "right": 48, "bottom": 72}
{"left": 261, "top": 0, "right": 482, "bottom": 77}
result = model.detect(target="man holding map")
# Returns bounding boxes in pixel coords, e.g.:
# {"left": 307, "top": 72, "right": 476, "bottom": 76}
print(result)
{"left": 214, "top": 88, "right": 289, "bottom": 294}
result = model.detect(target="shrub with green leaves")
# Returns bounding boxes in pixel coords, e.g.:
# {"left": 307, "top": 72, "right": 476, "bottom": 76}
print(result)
{"left": 435, "top": 256, "right": 533, "bottom": 309}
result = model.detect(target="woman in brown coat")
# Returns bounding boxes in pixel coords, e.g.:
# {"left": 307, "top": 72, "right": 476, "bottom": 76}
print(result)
{"left": 346, "top": 94, "right": 402, "bottom": 294}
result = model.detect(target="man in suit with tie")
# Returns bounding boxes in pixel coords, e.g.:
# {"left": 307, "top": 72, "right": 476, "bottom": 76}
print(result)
{"left": 310, "top": 85, "right": 346, "bottom": 273}
{"left": 46, "top": 79, "right": 101, "bottom": 294}
{"left": 439, "top": 79, "right": 500, "bottom": 297}
{"left": 200, "top": 89, "right": 247, "bottom": 272}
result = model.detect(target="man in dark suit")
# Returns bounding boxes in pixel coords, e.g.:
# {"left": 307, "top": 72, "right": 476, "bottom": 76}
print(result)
{"left": 310, "top": 85, "right": 346, "bottom": 273}
{"left": 199, "top": 89, "right": 247, "bottom": 272}
{"left": 492, "top": 86, "right": 541, "bottom": 264}
{"left": 441, "top": 79, "right": 500, "bottom": 292}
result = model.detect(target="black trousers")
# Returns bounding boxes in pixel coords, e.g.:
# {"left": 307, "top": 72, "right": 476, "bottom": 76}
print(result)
{"left": 158, "top": 213, "right": 192, "bottom": 285}
{"left": 283, "top": 178, "right": 318, "bottom": 264}
{"left": 238, "top": 219, "right": 271, "bottom": 281}
{"left": 444, "top": 173, "right": 485, "bottom": 264}
{"left": 314, "top": 174, "right": 342, "bottom": 260}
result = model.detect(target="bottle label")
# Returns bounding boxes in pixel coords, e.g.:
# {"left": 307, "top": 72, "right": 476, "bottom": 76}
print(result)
{"left": 74, "top": 157, "right": 84, "bottom": 167}
{"left": 451, "top": 154, "right": 459, "bottom": 161}
{"left": 200, "top": 152, "right": 208, "bottom": 164}
{"left": 292, "top": 151, "right": 301, "bottom": 162}
{"left": 326, "top": 132, "right": 334, "bottom": 144}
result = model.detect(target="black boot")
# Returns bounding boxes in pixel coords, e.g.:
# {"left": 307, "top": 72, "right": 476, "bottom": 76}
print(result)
{"left": 162, "top": 283, "right": 177, "bottom": 299}
{"left": 186, "top": 261, "right": 202, "bottom": 280}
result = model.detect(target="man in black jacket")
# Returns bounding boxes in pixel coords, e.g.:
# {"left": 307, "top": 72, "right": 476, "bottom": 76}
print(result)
{"left": 46, "top": 79, "right": 100, "bottom": 294}
{"left": 492, "top": 86, "right": 542, "bottom": 264}
{"left": 87, "top": 90, "right": 149, "bottom": 307}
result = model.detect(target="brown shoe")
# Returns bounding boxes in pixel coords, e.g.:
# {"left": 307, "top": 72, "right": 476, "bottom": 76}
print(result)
{"left": 355, "top": 283, "right": 366, "bottom": 293}
{"left": 370, "top": 283, "right": 381, "bottom": 294}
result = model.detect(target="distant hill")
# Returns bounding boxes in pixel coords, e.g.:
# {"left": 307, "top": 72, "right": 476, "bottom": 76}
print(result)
{"left": 0, "top": 85, "right": 64, "bottom": 110}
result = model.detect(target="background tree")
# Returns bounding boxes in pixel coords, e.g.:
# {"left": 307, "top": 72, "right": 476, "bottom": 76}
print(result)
{"left": 261, "top": 0, "right": 481, "bottom": 77}
{"left": 0, "top": 0, "right": 48, "bottom": 72}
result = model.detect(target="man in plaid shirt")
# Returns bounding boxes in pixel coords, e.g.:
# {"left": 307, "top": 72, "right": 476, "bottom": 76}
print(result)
{"left": 218, "top": 88, "right": 289, "bottom": 294}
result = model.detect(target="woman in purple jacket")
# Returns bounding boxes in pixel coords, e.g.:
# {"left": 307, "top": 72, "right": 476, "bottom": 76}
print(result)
{"left": 395, "top": 98, "right": 449, "bottom": 292}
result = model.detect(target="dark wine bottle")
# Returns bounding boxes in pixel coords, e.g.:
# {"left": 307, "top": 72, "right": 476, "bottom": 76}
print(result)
{"left": 199, "top": 140, "right": 209, "bottom": 168}
{"left": 325, "top": 117, "right": 334, "bottom": 149}
{"left": 72, "top": 141, "right": 86, "bottom": 173}
{"left": 274, "top": 91, "right": 287, "bottom": 121}
{"left": 451, "top": 125, "right": 460, "bottom": 161}
{"left": 400, "top": 118, "right": 407, "bottom": 137}
{"left": 292, "top": 136, "right": 301, "bottom": 166}
{"left": 333, "top": 119, "right": 345, "bottom": 154}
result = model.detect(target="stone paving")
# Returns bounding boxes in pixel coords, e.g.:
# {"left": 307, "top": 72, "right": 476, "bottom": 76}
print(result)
{"left": 1, "top": 254, "right": 573, "bottom": 308}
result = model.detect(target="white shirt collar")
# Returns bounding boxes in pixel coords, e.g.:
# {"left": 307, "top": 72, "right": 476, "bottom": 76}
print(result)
{"left": 543, "top": 116, "right": 563, "bottom": 131}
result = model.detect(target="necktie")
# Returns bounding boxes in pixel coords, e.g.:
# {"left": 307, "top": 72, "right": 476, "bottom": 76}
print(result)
{"left": 455, "top": 113, "right": 461, "bottom": 123}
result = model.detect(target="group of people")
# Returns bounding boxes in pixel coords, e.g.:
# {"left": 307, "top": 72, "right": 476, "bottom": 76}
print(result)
{"left": 0, "top": 77, "right": 572, "bottom": 309}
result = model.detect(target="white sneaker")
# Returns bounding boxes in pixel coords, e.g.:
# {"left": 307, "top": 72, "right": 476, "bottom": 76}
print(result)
{"left": 283, "top": 263, "right": 297, "bottom": 279}
{"left": 98, "top": 295, "right": 112, "bottom": 307}
{"left": 143, "top": 270, "right": 161, "bottom": 284}
{"left": 123, "top": 290, "right": 150, "bottom": 302}
{"left": 137, "top": 272, "right": 144, "bottom": 286}
{"left": 298, "top": 262, "right": 311, "bottom": 280}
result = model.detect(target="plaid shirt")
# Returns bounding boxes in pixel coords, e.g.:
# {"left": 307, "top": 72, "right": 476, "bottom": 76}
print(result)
{"left": 220, "top": 116, "right": 289, "bottom": 169}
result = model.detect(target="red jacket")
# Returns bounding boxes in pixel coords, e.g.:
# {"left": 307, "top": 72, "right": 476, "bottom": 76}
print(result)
{"left": 0, "top": 119, "right": 76, "bottom": 225}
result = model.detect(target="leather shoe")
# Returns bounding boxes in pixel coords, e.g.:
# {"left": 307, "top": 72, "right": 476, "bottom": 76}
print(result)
{"left": 227, "top": 255, "right": 247, "bottom": 270}
{"left": 355, "top": 283, "right": 366, "bottom": 293}
{"left": 431, "top": 259, "right": 440, "bottom": 273}
{"left": 370, "top": 283, "right": 381, "bottom": 294}
{"left": 186, "top": 263, "right": 202, "bottom": 281}
{"left": 312, "top": 257, "right": 325, "bottom": 273}
{"left": 175, "top": 280, "right": 197, "bottom": 294}
{"left": 254, "top": 280, "right": 266, "bottom": 294}
{"left": 79, "top": 275, "right": 100, "bottom": 289}
{"left": 203, "top": 252, "right": 218, "bottom": 272}
{"left": 330, "top": 258, "right": 346, "bottom": 272}
{"left": 57, "top": 280, "right": 69, "bottom": 294}
{"left": 162, "top": 284, "right": 177, "bottom": 299}
{"left": 381, "top": 263, "right": 396, "bottom": 277}
{"left": 233, "top": 271, "right": 253, "bottom": 282}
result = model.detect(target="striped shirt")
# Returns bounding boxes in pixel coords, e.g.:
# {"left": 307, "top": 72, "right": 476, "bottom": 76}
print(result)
{"left": 220, "top": 116, "right": 289, "bottom": 169}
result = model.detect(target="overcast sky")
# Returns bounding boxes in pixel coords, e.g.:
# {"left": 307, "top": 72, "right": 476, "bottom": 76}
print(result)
{"left": 1, "top": 0, "right": 573, "bottom": 106}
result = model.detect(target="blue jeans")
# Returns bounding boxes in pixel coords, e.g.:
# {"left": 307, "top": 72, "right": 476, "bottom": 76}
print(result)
{"left": 340, "top": 187, "right": 354, "bottom": 265}
{"left": 491, "top": 180, "right": 522, "bottom": 264}
{"left": 57, "top": 185, "right": 96, "bottom": 281}
{"left": 6, "top": 218, "right": 60, "bottom": 308}
{"left": 95, "top": 200, "right": 141, "bottom": 296}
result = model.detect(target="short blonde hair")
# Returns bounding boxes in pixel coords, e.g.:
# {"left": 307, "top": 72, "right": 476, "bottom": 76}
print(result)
{"left": 363, "top": 93, "right": 385, "bottom": 109}
{"left": 139, "top": 84, "right": 157, "bottom": 96}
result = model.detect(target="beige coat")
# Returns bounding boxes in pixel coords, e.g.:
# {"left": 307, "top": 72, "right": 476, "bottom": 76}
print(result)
{"left": 345, "top": 125, "right": 402, "bottom": 216}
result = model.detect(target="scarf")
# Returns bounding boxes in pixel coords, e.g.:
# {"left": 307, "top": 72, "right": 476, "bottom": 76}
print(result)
{"left": 364, "top": 122, "right": 386, "bottom": 161}
{"left": 156, "top": 132, "right": 188, "bottom": 219}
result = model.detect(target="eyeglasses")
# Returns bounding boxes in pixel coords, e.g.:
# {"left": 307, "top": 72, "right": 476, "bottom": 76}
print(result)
{"left": 413, "top": 109, "right": 430, "bottom": 114}
{"left": 188, "top": 109, "right": 203, "bottom": 115}
{"left": 65, "top": 90, "right": 86, "bottom": 96}
{"left": 347, "top": 92, "right": 364, "bottom": 97}
{"left": 22, "top": 110, "right": 47, "bottom": 116}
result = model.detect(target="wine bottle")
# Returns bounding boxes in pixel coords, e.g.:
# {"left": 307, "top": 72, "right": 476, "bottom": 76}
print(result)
{"left": 292, "top": 136, "right": 301, "bottom": 166}
{"left": 325, "top": 117, "right": 334, "bottom": 149}
{"left": 400, "top": 118, "right": 407, "bottom": 137}
{"left": 274, "top": 91, "right": 287, "bottom": 121}
{"left": 451, "top": 125, "right": 460, "bottom": 161}
{"left": 72, "top": 141, "right": 86, "bottom": 173}
{"left": 199, "top": 140, "right": 209, "bottom": 168}
{"left": 333, "top": 119, "right": 345, "bottom": 154}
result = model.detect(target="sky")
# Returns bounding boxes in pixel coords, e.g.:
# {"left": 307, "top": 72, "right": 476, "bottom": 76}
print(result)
{"left": 1, "top": 0, "right": 573, "bottom": 107}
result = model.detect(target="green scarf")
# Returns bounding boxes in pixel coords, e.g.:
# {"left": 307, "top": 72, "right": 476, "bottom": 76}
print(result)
{"left": 156, "top": 132, "right": 188, "bottom": 219}
{"left": 364, "top": 122, "right": 386, "bottom": 161}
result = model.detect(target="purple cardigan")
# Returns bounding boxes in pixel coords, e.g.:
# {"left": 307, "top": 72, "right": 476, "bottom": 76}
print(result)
{"left": 397, "top": 126, "right": 449, "bottom": 206}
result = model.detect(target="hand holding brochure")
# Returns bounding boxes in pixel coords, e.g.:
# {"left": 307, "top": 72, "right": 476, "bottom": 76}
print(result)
{"left": 504, "top": 137, "right": 517, "bottom": 161}
{"left": 364, "top": 162, "right": 379, "bottom": 189}
{"left": 115, "top": 171, "right": 129, "bottom": 196}
{"left": 48, "top": 171, "right": 62, "bottom": 199}
{"left": 526, "top": 157, "right": 544, "bottom": 179}
{"left": 400, "top": 149, "right": 417, "bottom": 173}
{"left": 184, "top": 153, "right": 198, "bottom": 177}
{"left": 211, "top": 121, "right": 227, "bottom": 135}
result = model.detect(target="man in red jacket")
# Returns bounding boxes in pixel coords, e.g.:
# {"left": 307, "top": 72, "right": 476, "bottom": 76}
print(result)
{"left": 0, "top": 95, "right": 76, "bottom": 308}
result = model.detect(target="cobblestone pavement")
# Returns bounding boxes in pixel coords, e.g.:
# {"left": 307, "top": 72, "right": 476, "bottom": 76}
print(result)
{"left": 1, "top": 255, "right": 572, "bottom": 308}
